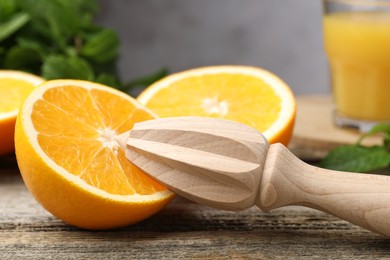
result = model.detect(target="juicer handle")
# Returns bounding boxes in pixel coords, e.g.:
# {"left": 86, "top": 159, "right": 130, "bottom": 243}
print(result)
{"left": 257, "top": 143, "right": 390, "bottom": 236}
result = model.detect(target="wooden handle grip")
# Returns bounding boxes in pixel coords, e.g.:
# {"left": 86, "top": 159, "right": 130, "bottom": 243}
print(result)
{"left": 257, "top": 143, "right": 390, "bottom": 236}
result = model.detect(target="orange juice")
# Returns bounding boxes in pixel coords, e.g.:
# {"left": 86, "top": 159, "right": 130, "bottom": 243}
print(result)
{"left": 324, "top": 12, "right": 390, "bottom": 121}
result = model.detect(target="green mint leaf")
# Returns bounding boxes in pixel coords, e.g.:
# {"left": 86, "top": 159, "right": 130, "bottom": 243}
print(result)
{"left": 80, "top": 29, "right": 119, "bottom": 64}
{"left": 0, "top": 12, "right": 30, "bottom": 42}
{"left": 384, "top": 134, "right": 390, "bottom": 150}
{"left": 95, "top": 73, "right": 120, "bottom": 88}
{"left": 42, "top": 55, "right": 94, "bottom": 81}
{"left": 20, "top": 0, "right": 83, "bottom": 50}
{"left": 4, "top": 46, "right": 42, "bottom": 73}
{"left": 0, "top": 0, "right": 19, "bottom": 20}
{"left": 357, "top": 123, "right": 390, "bottom": 145}
{"left": 16, "top": 37, "right": 49, "bottom": 57}
{"left": 320, "top": 145, "right": 390, "bottom": 173}
{"left": 78, "top": 0, "right": 99, "bottom": 26}
{"left": 78, "top": 0, "right": 99, "bottom": 14}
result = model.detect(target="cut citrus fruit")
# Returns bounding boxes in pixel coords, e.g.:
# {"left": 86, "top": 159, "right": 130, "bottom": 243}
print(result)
{"left": 0, "top": 70, "right": 44, "bottom": 156}
{"left": 137, "top": 66, "right": 296, "bottom": 146}
{"left": 15, "top": 80, "right": 174, "bottom": 229}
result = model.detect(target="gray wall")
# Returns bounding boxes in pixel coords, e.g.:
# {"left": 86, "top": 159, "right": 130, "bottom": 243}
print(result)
{"left": 97, "top": 0, "right": 329, "bottom": 95}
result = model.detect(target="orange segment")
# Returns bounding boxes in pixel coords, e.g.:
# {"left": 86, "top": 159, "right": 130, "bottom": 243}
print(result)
{"left": 0, "top": 70, "right": 44, "bottom": 156}
{"left": 137, "top": 66, "right": 296, "bottom": 146}
{"left": 15, "top": 80, "right": 173, "bottom": 229}
{"left": 40, "top": 86, "right": 106, "bottom": 129}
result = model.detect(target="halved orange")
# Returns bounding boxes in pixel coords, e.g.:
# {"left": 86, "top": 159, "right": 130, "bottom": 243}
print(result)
{"left": 137, "top": 66, "right": 296, "bottom": 146}
{"left": 0, "top": 70, "right": 44, "bottom": 156}
{"left": 15, "top": 80, "right": 174, "bottom": 229}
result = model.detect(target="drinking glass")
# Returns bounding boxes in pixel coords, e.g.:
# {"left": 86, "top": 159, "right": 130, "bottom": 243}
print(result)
{"left": 323, "top": 0, "right": 390, "bottom": 132}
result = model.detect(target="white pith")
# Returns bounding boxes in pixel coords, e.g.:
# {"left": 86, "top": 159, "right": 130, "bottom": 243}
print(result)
{"left": 201, "top": 97, "right": 229, "bottom": 117}
{"left": 97, "top": 128, "right": 120, "bottom": 155}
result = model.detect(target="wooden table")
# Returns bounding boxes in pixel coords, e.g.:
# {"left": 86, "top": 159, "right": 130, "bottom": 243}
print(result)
{"left": 2, "top": 160, "right": 390, "bottom": 259}
{"left": 2, "top": 96, "right": 390, "bottom": 259}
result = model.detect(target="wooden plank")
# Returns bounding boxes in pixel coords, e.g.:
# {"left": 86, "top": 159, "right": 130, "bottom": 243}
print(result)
{"left": 1, "top": 164, "right": 390, "bottom": 259}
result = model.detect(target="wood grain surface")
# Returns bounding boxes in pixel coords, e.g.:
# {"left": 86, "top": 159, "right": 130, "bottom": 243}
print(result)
{"left": 2, "top": 158, "right": 390, "bottom": 259}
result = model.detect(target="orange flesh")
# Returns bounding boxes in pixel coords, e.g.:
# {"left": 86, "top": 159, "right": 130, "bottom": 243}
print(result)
{"left": 0, "top": 79, "right": 36, "bottom": 113}
{"left": 31, "top": 86, "right": 167, "bottom": 195}
{"left": 143, "top": 73, "right": 282, "bottom": 133}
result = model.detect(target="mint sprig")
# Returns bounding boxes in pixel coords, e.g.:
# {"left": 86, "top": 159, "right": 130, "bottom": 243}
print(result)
{"left": 320, "top": 123, "right": 390, "bottom": 173}
{"left": 0, "top": 0, "right": 166, "bottom": 92}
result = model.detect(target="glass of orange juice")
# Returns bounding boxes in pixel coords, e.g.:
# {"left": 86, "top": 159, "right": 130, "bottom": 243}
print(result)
{"left": 323, "top": 0, "right": 390, "bottom": 132}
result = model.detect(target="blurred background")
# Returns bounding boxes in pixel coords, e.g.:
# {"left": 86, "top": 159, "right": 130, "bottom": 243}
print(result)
{"left": 96, "top": 0, "right": 329, "bottom": 95}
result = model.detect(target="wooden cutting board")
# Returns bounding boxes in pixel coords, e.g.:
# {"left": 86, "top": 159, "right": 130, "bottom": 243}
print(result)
{"left": 289, "top": 95, "right": 381, "bottom": 160}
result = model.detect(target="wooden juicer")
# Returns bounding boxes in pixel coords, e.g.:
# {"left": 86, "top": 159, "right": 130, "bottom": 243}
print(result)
{"left": 117, "top": 116, "right": 390, "bottom": 236}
